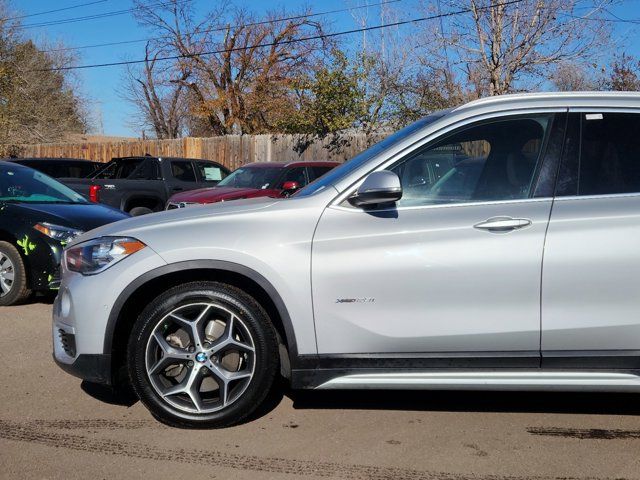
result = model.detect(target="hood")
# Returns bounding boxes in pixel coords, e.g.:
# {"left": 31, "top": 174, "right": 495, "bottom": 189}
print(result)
{"left": 70, "top": 196, "right": 280, "bottom": 245}
{"left": 6, "top": 202, "right": 128, "bottom": 231}
{"left": 170, "top": 186, "right": 269, "bottom": 203}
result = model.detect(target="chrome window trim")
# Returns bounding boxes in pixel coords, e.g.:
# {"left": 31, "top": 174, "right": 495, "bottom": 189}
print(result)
{"left": 554, "top": 192, "right": 640, "bottom": 202}
{"left": 330, "top": 107, "right": 566, "bottom": 210}
{"left": 568, "top": 107, "right": 640, "bottom": 113}
{"left": 329, "top": 196, "right": 553, "bottom": 214}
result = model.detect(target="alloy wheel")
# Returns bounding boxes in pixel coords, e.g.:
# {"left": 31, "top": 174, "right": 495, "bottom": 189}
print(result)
{"left": 144, "top": 302, "right": 256, "bottom": 414}
{"left": 0, "top": 251, "right": 15, "bottom": 297}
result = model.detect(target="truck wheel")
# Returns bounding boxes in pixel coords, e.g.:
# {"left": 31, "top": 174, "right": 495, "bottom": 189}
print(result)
{"left": 129, "top": 206, "right": 154, "bottom": 216}
{"left": 0, "top": 241, "right": 32, "bottom": 306}
{"left": 127, "top": 281, "right": 279, "bottom": 428}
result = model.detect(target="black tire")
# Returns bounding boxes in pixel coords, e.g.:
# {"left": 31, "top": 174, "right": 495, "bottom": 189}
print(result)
{"left": 127, "top": 281, "right": 279, "bottom": 428}
{"left": 129, "top": 206, "right": 154, "bottom": 216}
{"left": 0, "top": 241, "right": 31, "bottom": 306}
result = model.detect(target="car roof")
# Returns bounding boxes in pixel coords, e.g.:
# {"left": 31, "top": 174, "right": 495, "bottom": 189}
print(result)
{"left": 452, "top": 91, "right": 640, "bottom": 114}
{"left": 0, "top": 160, "right": 28, "bottom": 168}
{"left": 5, "top": 157, "right": 97, "bottom": 164}
{"left": 114, "top": 156, "right": 221, "bottom": 161}
{"left": 242, "top": 161, "right": 341, "bottom": 168}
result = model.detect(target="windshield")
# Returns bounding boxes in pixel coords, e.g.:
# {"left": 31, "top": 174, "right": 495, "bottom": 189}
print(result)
{"left": 0, "top": 164, "right": 88, "bottom": 204}
{"left": 216, "top": 166, "right": 283, "bottom": 189}
{"left": 295, "top": 111, "right": 450, "bottom": 197}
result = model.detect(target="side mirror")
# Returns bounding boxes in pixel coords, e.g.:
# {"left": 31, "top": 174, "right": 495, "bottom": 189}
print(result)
{"left": 281, "top": 181, "right": 300, "bottom": 196}
{"left": 349, "top": 170, "right": 402, "bottom": 207}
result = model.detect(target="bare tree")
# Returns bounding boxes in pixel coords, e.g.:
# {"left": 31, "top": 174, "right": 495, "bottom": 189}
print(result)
{"left": 426, "top": 0, "right": 612, "bottom": 96}
{"left": 132, "top": 0, "right": 329, "bottom": 135}
{"left": 550, "top": 61, "right": 604, "bottom": 91}
{"left": 123, "top": 43, "right": 189, "bottom": 139}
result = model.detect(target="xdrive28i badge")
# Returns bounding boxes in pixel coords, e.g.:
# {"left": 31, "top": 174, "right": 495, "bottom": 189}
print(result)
{"left": 335, "top": 298, "right": 375, "bottom": 304}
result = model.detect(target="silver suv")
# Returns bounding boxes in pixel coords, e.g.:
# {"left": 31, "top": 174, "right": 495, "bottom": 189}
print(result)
{"left": 54, "top": 92, "right": 640, "bottom": 428}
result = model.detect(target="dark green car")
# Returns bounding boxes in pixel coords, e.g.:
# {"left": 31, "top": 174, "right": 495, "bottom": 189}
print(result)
{"left": 0, "top": 161, "right": 129, "bottom": 306}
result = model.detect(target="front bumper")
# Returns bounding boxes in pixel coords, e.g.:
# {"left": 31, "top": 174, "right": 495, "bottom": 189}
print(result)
{"left": 53, "top": 352, "right": 112, "bottom": 384}
{"left": 52, "top": 246, "right": 167, "bottom": 385}
{"left": 24, "top": 235, "right": 64, "bottom": 291}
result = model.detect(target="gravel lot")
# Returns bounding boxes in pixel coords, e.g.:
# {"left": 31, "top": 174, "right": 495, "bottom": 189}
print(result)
{"left": 2, "top": 301, "right": 640, "bottom": 480}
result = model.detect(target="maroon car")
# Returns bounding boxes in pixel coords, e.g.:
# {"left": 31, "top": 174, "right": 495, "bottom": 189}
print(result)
{"left": 166, "top": 161, "right": 339, "bottom": 209}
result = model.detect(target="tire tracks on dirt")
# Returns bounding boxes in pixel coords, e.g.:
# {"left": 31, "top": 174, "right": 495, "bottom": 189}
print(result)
{"left": 528, "top": 427, "right": 640, "bottom": 440}
{"left": 0, "top": 419, "right": 629, "bottom": 480}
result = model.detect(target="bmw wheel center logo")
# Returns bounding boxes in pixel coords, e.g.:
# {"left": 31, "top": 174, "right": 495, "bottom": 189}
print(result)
{"left": 195, "top": 352, "right": 208, "bottom": 363}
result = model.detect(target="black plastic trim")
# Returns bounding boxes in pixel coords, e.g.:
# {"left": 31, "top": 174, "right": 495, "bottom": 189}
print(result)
{"left": 542, "top": 350, "right": 640, "bottom": 369}
{"left": 532, "top": 112, "right": 568, "bottom": 198}
{"left": 53, "top": 353, "right": 112, "bottom": 385}
{"left": 291, "top": 352, "right": 541, "bottom": 388}
{"left": 290, "top": 351, "right": 640, "bottom": 388}
{"left": 103, "top": 260, "right": 299, "bottom": 360}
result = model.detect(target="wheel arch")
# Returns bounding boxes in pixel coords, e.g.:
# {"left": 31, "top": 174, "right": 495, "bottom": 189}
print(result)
{"left": 106, "top": 260, "right": 297, "bottom": 385}
{"left": 121, "top": 194, "right": 164, "bottom": 212}
{"left": 0, "top": 229, "right": 17, "bottom": 243}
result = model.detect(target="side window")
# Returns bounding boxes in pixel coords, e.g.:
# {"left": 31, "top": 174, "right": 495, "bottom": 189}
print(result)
{"left": 171, "top": 161, "right": 196, "bottom": 182}
{"left": 577, "top": 113, "right": 640, "bottom": 196}
{"left": 279, "top": 167, "right": 307, "bottom": 188}
{"left": 388, "top": 115, "right": 552, "bottom": 207}
{"left": 309, "top": 166, "right": 334, "bottom": 180}
{"left": 196, "top": 161, "right": 226, "bottom": 183}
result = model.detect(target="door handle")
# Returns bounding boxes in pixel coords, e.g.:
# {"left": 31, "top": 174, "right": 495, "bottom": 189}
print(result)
{"left": 172, "top": 187, "right": 184, "bottom": 192}
{"left": 473, "top": 216, "right": 532, "bottom": 233}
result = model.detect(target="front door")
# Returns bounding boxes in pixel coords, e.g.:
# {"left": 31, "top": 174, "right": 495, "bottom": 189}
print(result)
{"left": 312, "top": 113, "right": 564, "bottom": 358}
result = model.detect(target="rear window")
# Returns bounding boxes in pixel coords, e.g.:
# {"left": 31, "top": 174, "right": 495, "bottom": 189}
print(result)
{"left": 578, "top": 112, "right": 640, "bottom": 196}
{"left": 92, "top": 158, "right": 160, "bottom": 180}
{"left": 92, "top": 158, "right": 145, "bottom": 179}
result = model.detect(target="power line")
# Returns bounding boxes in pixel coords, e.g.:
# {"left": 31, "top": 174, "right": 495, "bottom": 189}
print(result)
{"left": 18, "top": 0, "right": 189, "bottom": 30}
{"left": 38, "top": 0, "right": 527, "bottom": 72}
{"left": 4, "top": 0, "right": 108, "bottom": 21}
{"left": 562, "top": 11, "right": 640, "bottom": 24}
{"left": 42, "top": 0, "right": 402, "bottom": 53}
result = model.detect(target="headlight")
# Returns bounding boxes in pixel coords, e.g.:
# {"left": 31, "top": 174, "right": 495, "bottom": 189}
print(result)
{"left": 65, "top": 237, "right": 146, "bottom": 275}
{"left": 34, "top": 222, "right": 83, "bottom": 245}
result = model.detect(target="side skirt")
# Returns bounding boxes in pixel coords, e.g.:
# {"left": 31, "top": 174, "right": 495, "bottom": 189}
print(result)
{"left": 290, "top": 352, "right": 640, "bottom": 391}
{"left": 312, "top": 370, "right": 640, "bottom": 392}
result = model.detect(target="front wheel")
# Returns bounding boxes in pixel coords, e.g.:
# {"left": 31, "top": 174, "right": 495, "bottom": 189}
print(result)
{"left": 129, "top": 206, "right": 154, "bottom": 216}
{"left": 128, "top": 281, "right": 279, "bottom": 428}
{"left": 0, "top": 241, "right": 31, "bottom": 306}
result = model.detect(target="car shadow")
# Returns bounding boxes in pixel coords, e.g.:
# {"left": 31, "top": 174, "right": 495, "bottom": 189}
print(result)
{"left": 79, "top": 381, "right": 639, "bottom": 424}
{"left": 286, "top": 389, "right": 640, "bottom": 416}
{"left": 28, "top": 292, "right": 56, "bottom": 305}
{"left": 79, "top": 377, "right": 287, "bottom": 425}
{"left": 81, "top": 381, "right": 138, "bottom": 407}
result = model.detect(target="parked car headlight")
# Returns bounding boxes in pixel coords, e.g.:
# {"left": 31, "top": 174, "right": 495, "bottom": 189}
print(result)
{"left": 65, "top": 237, "right": 146, "bottom": 275}
{"left": 34, "top": 222, "right": 83, "bottom": 244}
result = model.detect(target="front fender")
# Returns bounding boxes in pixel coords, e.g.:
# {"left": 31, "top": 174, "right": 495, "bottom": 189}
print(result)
{"left": 104, "top": 260, "right": 300, "bottom": 359}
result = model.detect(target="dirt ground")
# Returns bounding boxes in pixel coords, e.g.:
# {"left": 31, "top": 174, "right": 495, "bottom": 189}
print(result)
{"left": 1, "top": 301, "right": 640, "bottom": 480}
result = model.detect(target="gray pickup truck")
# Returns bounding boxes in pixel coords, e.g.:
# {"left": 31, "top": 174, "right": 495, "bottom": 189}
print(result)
{"left": 63, "top": 156, "right": 230, "bottom": 215}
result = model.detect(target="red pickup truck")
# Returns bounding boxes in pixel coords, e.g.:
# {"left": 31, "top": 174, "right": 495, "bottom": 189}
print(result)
{"left": 166, "top": 161, "right": 340, "bottom": 209}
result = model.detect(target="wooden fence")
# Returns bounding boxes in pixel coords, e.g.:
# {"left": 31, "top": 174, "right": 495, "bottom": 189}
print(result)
{"left": 19, "top": 133, "right": 388, "bottom": 170}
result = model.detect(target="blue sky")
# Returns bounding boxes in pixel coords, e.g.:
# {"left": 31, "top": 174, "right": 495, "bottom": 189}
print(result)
{"left": 16, "top": 0, "right": 640, "bottom": 137}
